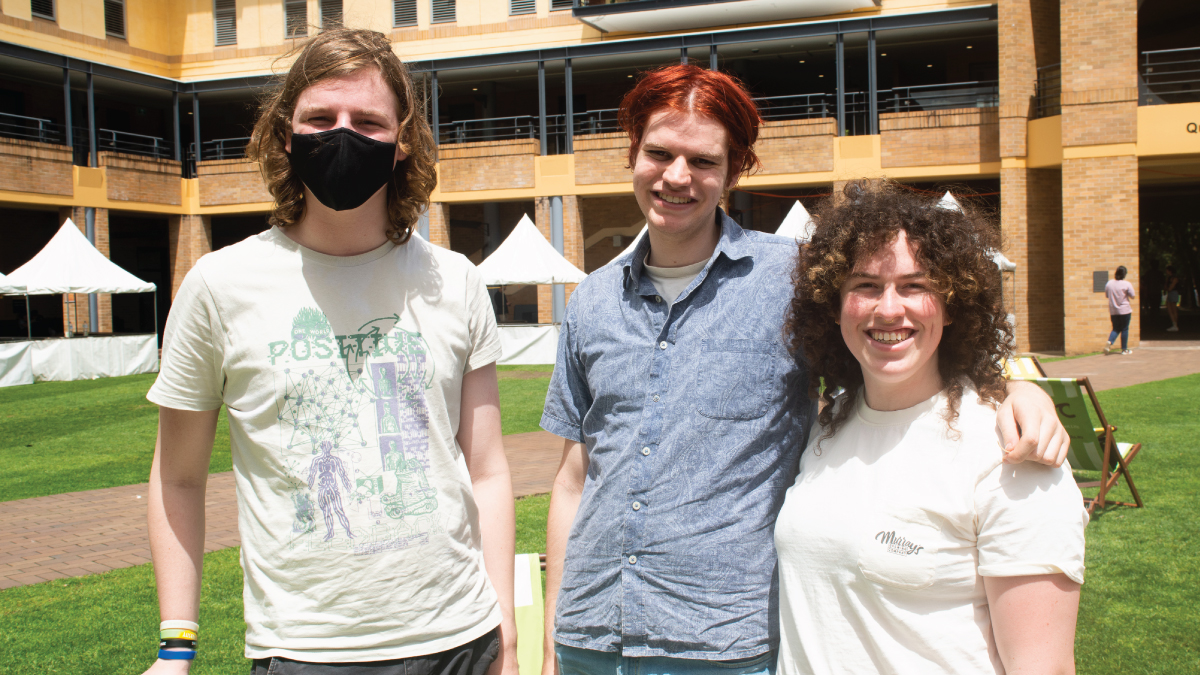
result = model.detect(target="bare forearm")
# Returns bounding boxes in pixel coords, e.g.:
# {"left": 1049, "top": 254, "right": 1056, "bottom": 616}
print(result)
{"left": 543, "top": 442, "right": 586, "bottom": 673}
{"left": 474, "top": 467, "right": 518, "bottom": 650}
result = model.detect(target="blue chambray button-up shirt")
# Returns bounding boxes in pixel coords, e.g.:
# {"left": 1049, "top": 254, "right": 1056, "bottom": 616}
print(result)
{"left": 540, "top": 210, "right": 817, "bottom": 660}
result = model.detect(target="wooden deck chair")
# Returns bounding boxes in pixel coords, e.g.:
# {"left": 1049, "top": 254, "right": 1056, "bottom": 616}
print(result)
{"left": 514, "top": 553, "right": 545, "bottom": 675}
{"left": 1003, "top": 355, "right": 1047, "bottom": 379}
{"left": 1015, "top": 377, "right": 1144, "bottom": 517}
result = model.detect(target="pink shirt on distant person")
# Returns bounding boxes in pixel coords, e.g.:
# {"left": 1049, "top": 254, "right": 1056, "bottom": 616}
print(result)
{"left": 1106, "top": 279, "right": 1135, "bottom": 315}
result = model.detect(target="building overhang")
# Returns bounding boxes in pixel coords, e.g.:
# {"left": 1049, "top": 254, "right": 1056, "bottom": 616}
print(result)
{"left": 574, "top": 0, "right": 881, "bottom": 34}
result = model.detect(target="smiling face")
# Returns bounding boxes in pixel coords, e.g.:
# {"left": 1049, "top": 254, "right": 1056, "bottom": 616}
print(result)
{"left": 286, "top": 66, "right": 407, "bottom": 163}
{"left": 839, "top": 230, "right": 948, "bottom": 411}
{"left": 632, "top": 109, "right": 732, "bottom": 250}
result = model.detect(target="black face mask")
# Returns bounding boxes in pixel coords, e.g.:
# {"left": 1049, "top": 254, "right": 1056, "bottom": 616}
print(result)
{"left": 287, "top": 127, "right": 398, "bottom": 212}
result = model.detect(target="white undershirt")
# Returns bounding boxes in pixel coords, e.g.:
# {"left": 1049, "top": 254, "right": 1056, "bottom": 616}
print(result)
{"left": 642, "top": 255, "right": 707, "bottom": 306}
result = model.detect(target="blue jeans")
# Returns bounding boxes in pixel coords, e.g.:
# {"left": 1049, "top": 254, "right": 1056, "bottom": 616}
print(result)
{"left": 1109, "top": 313, "right": 1131, "bottom": 350}
{"left": 555, "top": 644, "right": 776, "bottom": 675}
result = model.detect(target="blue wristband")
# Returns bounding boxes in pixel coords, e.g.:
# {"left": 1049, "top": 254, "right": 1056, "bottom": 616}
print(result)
{"left": 158, "top": 649, "right": 196, "bottom": 660}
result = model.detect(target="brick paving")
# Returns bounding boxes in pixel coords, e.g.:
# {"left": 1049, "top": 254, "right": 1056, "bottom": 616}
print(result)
{"left": 6, "top": 340, "right": 1199, "bottom": 591}
{"left": 0, "top": 430, "right": 563, "bottom": 590}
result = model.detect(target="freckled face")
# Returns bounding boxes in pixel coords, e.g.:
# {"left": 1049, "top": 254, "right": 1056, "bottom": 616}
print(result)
{"left": 286, "top": 66, "right": 408, "bottom": 164}
{"left": 839, "top": 231, "right": 947, "bottom": 405}
{"left": 632, "top": 110, "right": 733, "bottom": 242}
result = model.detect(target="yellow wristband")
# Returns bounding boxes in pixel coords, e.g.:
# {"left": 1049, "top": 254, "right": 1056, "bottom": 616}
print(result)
{"left": 159, "top": 629, "right": 198, "bottom": 640}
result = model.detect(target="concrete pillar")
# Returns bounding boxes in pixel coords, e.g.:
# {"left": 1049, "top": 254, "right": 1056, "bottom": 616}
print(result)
{"left": 168, "top": 214, "right": 212, "bottom": 300}
{"left": 535, "top": 197, "right": 554, "bottom": 324}
{"left": 1059, "top": 0, "right": 1139, "bottom": 354}
{"left": 427, "top": 202, "right": 451, "bottom": 249}
{"left": 58, "top": 206, "right": 111, "bottom": 335}
{"left": 999, "top": 0, "right": 1063, "bottom": 352}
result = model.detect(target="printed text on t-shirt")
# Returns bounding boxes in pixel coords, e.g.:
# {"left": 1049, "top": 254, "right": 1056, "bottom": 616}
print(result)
{"left": 875, "top": 530, "right": 925, "bottom": 556}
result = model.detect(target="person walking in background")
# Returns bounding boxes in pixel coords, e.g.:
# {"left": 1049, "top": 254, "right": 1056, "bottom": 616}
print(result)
{"left": 1164, "top": 265, "right": 1180, "bottom": 332}
{"left": 1105, "top": 265, "right": 1136, "bottom": 355}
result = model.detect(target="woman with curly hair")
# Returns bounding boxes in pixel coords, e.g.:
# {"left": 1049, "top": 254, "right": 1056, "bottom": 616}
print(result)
{"left": 773, "top": 181, "right": 1087, "bottom": 675}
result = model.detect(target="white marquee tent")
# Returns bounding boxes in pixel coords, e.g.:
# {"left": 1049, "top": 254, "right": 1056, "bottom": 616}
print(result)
{"left": 0, "top": 219, "right": 159, "bottom": 385}
{"left": 477, "top": 214, "right": 587, "bottom": 365}
{"left": 776, "top": 201, "right": 816, "bottom": 242}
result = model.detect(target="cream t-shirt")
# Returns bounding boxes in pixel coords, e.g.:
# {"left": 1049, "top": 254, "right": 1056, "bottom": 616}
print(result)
{"left": 149, "top": 227, "right": 503, "bottom": 662}
{"left": 775, "top": 387, "right": 1088, "bottom": 675}
{"left": 642, "top": 255, "right": 707, "bottom": 307}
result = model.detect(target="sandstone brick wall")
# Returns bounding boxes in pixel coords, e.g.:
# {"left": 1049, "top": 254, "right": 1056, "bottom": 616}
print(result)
{"left": 574, "top": 133, "right": 631, "bottom": 185}
{"left": 99, "top": 152, "right": 182, "bottom": 205}
{"left": 58, "top": 207, "right": 112, "bottom": 335}
{"left": 581, "top": 195, "right": 643, "bottom": 273}
{"left": 168, "top": 214, "right": 212, "bottom": 299}
{"left": 999, "top": 0, "right": 1059, "bottom": 158}
{"left": 535, "top": 197, "right": 553, "bottom": 324}
{"left": 438, "top": 139, "right": 538, "bottom": 192}
{"left": 880, "top": 108, "right": 999, "bottom": 168}
{"left": 562, "top": 195, "right": 583, "bottom": 308}
{"left": 1001, "top": 168, "right": 1064, "bottom": 353}
{"left": 197, "top": 159, "right": 273, "bottom": 206}
{"left": 1061, "top": 156, "right": 1139, "bottom": 354}
{"left": 0, "top": 138, "right": 73, "bottom": 196}
{"left": 756, "top": 118, "right": 835, "bottom": 174}
{"left": 427, "top": 202, "right": 451, "bottom": 248}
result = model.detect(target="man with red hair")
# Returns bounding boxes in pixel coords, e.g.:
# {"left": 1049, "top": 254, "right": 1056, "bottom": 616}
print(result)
{"left": 539, "top": 64, "right": 1069, "bottom": 675}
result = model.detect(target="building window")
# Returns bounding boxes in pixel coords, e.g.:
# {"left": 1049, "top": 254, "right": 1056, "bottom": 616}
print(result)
{"left": 393, "top": 0, "right": 417, "bottom": 28}
{"left": 550, "top": 0, "right": 572, "bottom": 9}
{"left": 510, "top": 0, "right": 534, "bottom": 16}
{"left": 104, "top": 0, "right": 126, "bottom": 39}
{"left": 31, "top": 0, "right": 55, "bottom": 21}
{"left": 214, "top": 0, "right": 237, "bottom": 46}
{"left": 431, "top": 0, "right": 455, "bottom": 24}
{"left": 285, "top": 0, "right": 307, "bottom": 37}
{"left": 321, "top": 0, "right": 343, "bottom": 27}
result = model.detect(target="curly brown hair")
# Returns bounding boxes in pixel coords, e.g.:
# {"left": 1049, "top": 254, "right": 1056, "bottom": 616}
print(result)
{"left": 247, "top": 27, "right": 436, "bottom": 244}
{"left": 787, "top": 180, "right": 1012, "bottom": 440}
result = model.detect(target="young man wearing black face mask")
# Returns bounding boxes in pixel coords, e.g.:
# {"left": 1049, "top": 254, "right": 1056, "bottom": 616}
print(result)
{"left": 140, "top": 29, "right": 518, "bottom": 675}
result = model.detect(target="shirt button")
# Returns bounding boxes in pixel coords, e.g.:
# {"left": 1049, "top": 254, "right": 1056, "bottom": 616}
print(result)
{"left": 628, "top": 555, "right": 638, "bottom": 564}
{"left": 632, "top": 501, "right": 642, "bottom": 511}
{"left": 655, "top": 295, "right": 663, "bottom": 303}
{"left": 653, "top": 395, "right": 659, "bottom": 402}
{"left": 659, "top": 341, "right": 668, "bottom": 349}
{"left": 641, "top": 447, "right": 651, "bottom": 456}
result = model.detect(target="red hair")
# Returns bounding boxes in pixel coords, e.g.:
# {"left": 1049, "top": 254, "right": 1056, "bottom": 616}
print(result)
{"left": 618, "top": 64, "right": 763, "bottom": 183}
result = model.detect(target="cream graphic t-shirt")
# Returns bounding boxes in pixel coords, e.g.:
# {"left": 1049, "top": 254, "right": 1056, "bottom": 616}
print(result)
{"left": 149, "top": 227, "right": 502, "bottom": 662}
{"left": 774, "top": 387, "right": 1088, "bottom": 675}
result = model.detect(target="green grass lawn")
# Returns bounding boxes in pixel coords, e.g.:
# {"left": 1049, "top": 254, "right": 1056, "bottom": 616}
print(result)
{"left": 2, "top": 372, "right": 1197, "bottom": 673}
{"left": 0, "top": 368, "right": 551, "bottom": 502}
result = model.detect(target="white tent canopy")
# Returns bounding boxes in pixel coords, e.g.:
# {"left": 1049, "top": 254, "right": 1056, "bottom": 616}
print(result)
{"left": 0, "top": 219, "right": 156, "bottom": 295}
{"left": 476, "top": 214, "right": 587, "bottom": 286}
{"left": 776, "top": 200, "right": 816, "bottom": 242}
{"left": 936, "top": 190, "right": 961, "bottom": 212}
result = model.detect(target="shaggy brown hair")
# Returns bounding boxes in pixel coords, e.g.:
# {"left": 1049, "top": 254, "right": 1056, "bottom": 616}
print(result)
{"left": 787, "top": 180, "right": 1012, "bottom": 440}
{"left": 247, "top": 27, "right": 436, "bottom": 244}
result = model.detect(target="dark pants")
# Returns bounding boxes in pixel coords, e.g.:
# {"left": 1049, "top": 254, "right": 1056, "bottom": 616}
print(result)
{"left": 1109, "top": 313, "right": 1131, "bottom": 350}
{"left": 250, "top": 628, "right": 499, "bottom": 675}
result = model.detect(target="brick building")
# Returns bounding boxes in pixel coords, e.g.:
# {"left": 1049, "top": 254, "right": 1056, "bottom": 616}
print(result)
{"left": 0, "top": 0, "right": 1195, "bottom": 353}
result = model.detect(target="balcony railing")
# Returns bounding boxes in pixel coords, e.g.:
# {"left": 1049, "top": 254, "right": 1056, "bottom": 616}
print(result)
{"left": 757, "top": 93, "right": 832, "bottom": 122}
{"left": 1140, "top": 46, "right": 1200, "bottom": 105}
{"left": 436, "top": 115, "right": 539, "bottom": 145}
{"left": 202, "top": 136, "right": 251, "bottom": 160}
{"left": 96, "top": 128, "right": 173, "bottom": 159}
{"left": 0, "top": 112, "right": 66, "bottom": 144}
{"left": 1036, "top": 64, "right": 1061, "bottom": 118}
{"left": 885, "top": 81, "right": 999, "bottom": 112}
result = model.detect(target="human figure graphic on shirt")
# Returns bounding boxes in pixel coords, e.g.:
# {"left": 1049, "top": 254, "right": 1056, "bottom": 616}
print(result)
{"left": 309, "top": 441, "right": 354, "bottom": 541}
{"left": 539, "top": 63, "right": 1074, "bottom": 675}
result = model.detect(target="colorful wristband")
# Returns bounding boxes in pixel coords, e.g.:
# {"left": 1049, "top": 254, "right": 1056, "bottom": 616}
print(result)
{"left": 160, "top": 628, "right": 198, "bottom": 640}
{"left": 160, "top": 620, "right": 199, "bottom": 631}
{"left": 158, "top": 650, "right": 196, "bottom": 660}
{"left": 159, "top": 639, "right": 198, "bottom": 650}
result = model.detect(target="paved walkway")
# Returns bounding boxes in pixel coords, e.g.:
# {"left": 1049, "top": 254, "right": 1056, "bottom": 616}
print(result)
{"left": 0, "top": 430, "right": 563, "bottom": 590}
{"left": 4, "top": 341, "right": 1199, "bottom": 591}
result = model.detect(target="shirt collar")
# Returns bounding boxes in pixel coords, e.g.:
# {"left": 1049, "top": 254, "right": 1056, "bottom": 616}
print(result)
{"left": 623, "top": 208, "right": 753, "bottom": 291}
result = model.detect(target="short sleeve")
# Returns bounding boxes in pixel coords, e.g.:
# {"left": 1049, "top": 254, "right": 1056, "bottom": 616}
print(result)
{"left": 539, "top": 296, "right": 590, "bottom": 442}
{"left": 463, "top": 263, "right": 502, "bottom": 373}
{"left": 147, "top": 265, "right": 225, "bottom": 411}
{"left": 975, "top": 461, "right": 1089, "bottom": 584}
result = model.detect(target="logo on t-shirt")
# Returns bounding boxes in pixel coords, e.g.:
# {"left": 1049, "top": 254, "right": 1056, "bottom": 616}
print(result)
{"left": 875, "top": 530, "right": 925, "bottom": 556}
{"left": 268, "top": 308, "right": 441, "bottom": 557}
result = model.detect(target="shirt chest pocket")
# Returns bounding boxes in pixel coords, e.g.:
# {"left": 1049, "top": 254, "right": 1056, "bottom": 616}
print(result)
{"left": 693, "top": 339, "right": 776, "bottom": 420}
{"left": 857, "top": 507, "right": 941, "bottom": 591}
